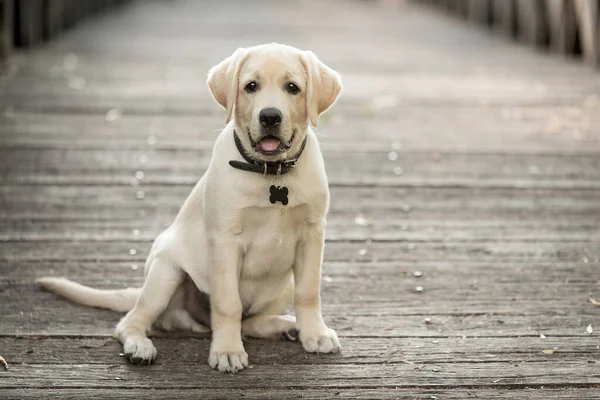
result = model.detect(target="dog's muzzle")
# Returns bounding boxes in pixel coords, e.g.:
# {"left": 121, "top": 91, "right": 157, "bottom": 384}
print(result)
{"left": 248, "top": 128, "right": 295, "bottom": 156}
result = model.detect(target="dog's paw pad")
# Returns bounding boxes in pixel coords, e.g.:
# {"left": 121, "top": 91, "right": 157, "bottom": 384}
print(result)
{"left": 281, "top": 328, "right": 299, "bottom": 341}
{"left": 208, "top": 350, "right": 248, "bottom": 373}
{"left": 123, "top": 337, "right": 157, "bottom": 365}
{"left": 300, "top": 328, "right": 341, "bottom": 354}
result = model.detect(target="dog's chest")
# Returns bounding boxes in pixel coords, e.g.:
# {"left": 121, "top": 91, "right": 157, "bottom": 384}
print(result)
{"left": 233, "top": 204, "right": 310, "bottom": 313}
{"left": 238, "top": 204, "right": 309, "bottom": 275}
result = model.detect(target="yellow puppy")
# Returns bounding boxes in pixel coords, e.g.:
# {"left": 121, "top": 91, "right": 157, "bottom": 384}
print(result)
{"left": 38, "top": 43, "right": 342, "bottom": 373}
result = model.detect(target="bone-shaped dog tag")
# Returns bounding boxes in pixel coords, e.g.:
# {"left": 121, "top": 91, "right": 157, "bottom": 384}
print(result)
{"left": 269, "top": 185, "right": 289, "bottom": 205}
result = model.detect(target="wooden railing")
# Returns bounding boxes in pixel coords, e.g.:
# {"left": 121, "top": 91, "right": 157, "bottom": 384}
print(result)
{"left": 1, "top": 0, "right": 128, "bottom": 60}
{"left": 418, "top": 0, "right": 600, "bottom": 68}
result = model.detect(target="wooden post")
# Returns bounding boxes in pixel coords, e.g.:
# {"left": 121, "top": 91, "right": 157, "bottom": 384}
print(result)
{"left": 16, "top": 0, "right": 45, "bottom": 47}
{"left": 545, "top": 0, "right": 578, "bottom": 55}
{"left": 62, "top": 0, "right": 77, "bottom": 30}
{"left": 574, "top": 0, "right": 599, "bottom": 67}
{"left": 457, "top": 0, "right": 469, "bottom": 18}
{"left": 44, "top": 0, "right": 64, "bottom": 39}
{"left": 468, "top": 0, "right": 492, "bottom": 25}
{"left": 1, "top": 0, "right": 14, "bottom": 60}
{"left": 516, "top": 0, "right": 548, "bottom": 46}
{"left": 492, "top": 0, "right": 517, "bottom": 37}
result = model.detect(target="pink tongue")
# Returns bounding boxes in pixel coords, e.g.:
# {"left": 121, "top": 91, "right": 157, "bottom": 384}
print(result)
{"left": 259, "top": 137, "right": 281, "bottom": 152}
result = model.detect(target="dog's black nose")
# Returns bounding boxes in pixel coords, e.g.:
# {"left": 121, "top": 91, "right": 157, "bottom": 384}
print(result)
{"left": 259, "top": 108, "right": 282, "bottom": 128}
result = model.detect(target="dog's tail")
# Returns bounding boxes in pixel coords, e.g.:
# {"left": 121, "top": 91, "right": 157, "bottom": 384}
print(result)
{"left": 36, "top": 277, "right": 141, "bottom": 313}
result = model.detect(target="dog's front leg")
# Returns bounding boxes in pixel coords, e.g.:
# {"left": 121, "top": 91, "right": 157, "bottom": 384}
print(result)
{"left": 116, "top": 257, "right": 184, "bottom": 364}
{"left": 207, "top": 240, "right": 248, "bottom": 372}
{"left": 293, "top": 222, "right": 341, "bottom": 353}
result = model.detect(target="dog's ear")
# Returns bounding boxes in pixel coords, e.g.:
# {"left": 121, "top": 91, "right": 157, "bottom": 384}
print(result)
{"left": 302, "top": 51, "right": 342, "bottom": 128}
{"left": 207, "top": 48, "right": 249, "bottom": 123}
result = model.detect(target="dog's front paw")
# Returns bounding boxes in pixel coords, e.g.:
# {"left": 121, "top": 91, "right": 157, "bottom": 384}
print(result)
{"left": 300, "top": 327, "right": 341, "bottom": 353}
{"left": 123, "top": 337, "right": 157, "bottom": 365}
{"left": 208, "top": 347, "right": 248, "bottom": 373}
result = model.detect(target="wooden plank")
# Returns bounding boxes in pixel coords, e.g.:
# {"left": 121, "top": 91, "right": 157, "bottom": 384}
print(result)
{"left": 4, "top": 257, "right": 599, "bottom": 285}
{"left": 4, "top": 254, "right": 599, "bottom": 282}
{"left": 6, "top": 258, "right": 599, "bottom": 303}
{"left": 2, "top": 107, "right": 600, "bottom": 154}
{"left": 1, "top": 336, "right": 598, "bottom": 365}
{"left": 1, "top": 388, "right": 599, "bottom": 400}
{"left": 1, "top": 241, "right": 598, "bottom": 336}
{"left": 574, "top": 0, "right": 600, "bottom": 67}
{"left": 0, "top": 185, "right": 597, "bottom": 217}
{"left": 4, "top": 256, "right": 599, "bottom": 289}
{"left": 2, "top": 262, "right": 598, "bottom": 324}
{"left": 6, "top": 40, "right": 600, "bottom": 75}
{"left": 1, "top": 240, "right": 598, "bottom": 264}
{"left": 0, "top": 186, "right": 598, "bottom": 242}
{"left": 1, "top": 297, "right": 597, "bottom": 337}
{"left": 1, "top": 361, "right": 598, "bottom": 389}
{"left": 3, "top": 48, "right": 600, "bottom": 104}
{"left": 2, "top": 212, "right": 598, "bottom": 242}
{"left": 1, "top": 148, "right": 600, "bottom": 189}
{"left": 3, "top": 79, "right": 600, "bottom": 110}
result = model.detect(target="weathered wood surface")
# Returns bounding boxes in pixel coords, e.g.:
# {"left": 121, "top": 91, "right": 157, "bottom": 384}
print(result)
{"left": 0, "top": 0, "right": 599, "bottom": 398}
{"left": 1, "top": 186, "right": 599, "bottom": 241}
{"left": 2, "top": 388, "right": 600, "bottom": 400}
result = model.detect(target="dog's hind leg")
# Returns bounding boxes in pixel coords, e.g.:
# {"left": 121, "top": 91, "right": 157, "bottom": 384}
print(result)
{"left": 156, "top": 307, "right": 211, "bottom": 333}
{"left": 242, "top": 314, "right": 298, "bottom": 340}
{"left": 116, "top": 256, "right": 184, "bottom": 364}
{"left": 242, "top": 280, "right": 297, "bottom": 340}
{"left": 170, "top": 309, "right": 211, "bottom": 333}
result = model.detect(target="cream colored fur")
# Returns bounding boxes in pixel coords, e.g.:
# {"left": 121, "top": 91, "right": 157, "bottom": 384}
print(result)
{"left": 37, "top": 43, "right": 342, "bottom": 373}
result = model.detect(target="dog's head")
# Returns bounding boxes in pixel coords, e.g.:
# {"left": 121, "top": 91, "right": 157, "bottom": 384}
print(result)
{"left": 207, "top": 43, "right": 342, "bottom": 162}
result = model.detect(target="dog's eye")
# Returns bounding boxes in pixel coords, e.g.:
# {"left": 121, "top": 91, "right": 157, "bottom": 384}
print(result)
{"left": 286, "top": 82, "right": 300, "bottom": 94}
{"left": 244, "top": 81, "right": 258, "bottom": 93}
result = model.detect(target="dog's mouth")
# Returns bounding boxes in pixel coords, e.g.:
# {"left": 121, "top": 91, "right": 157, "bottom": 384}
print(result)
{"left": 248, "top": 129, "right": 295, "bottom": 156}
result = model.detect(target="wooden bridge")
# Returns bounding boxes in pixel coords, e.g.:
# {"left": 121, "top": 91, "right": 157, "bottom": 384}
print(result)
{"left": 1, "top": 0, "right": 599, "bottom": 398}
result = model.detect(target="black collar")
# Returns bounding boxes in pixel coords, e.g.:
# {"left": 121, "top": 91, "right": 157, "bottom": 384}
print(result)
{"left": 229, "top": 130, "right": 307, "bottom": 175}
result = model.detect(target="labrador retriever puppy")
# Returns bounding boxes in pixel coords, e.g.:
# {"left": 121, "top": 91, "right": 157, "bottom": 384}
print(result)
{"left": 37, "top": 43, "right": 342, "bottom": 373}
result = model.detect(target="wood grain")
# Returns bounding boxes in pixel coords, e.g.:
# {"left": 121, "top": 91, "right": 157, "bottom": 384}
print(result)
{"left": 1, "top": 388, "right": 599, "bottom": 400}
{"left": 0, "top": 0, "right": 599, "bottom": 398}
{"left": 1, "top": 361, "right": 599, "bottom": 389}
{"left": 2, "top": 148, "right": 600, "bottom": 189}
